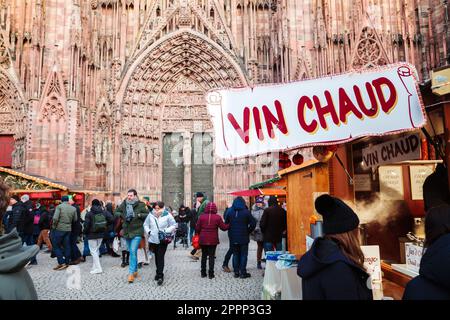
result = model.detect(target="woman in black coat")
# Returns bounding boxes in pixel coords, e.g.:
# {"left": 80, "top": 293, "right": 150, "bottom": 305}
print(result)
{"left": 403, "top": 205, "right": 450, "bottom": 300}
{"left": 297, "top": 194, "right": 372, "bottom": 300}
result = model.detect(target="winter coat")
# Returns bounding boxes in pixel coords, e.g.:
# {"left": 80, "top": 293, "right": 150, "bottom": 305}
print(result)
{"left": 190, "top": 208, "right": 198, "bottom": 229}
{"left": 225, "top": 198, "right": 256, "bottom": 245}
{"left": 7, "top": 202, "right": 25, "bottom": 234}
{"left": 191, "top": 199, "right": 210, "bottom": 230}
{"left": 195, "top": 213, "right": 229, "bottom": 245}
{"left": 114, "top": 200, "right": 149, "bottom": 239}
{"left": 260, "top": 205, "right": 287, "bottom": 243}
{"left": 18, "top": 200, "right": 34, "bottom": 236}
{"left": 105, "top": 203, "right": 115, "bottom": 233}
{"left": 176, "top": 207, "right": 191, "bottom": 224}
{"left": 143, "top": 208, "right": 177, "bottom": 244}
{"left": 250, "top": 204, "right": 265, "bottom": 242}
{"left": 38, "top": 210, "right": 51, "bottom": 230}
{"left": 52, "top": 202, "right": 77, "bottom": 232}
{"left": 0, "top": 229, "right": 39, "bottom": 300}
{"left": 83, "top": 205, "right": 114, "bottom": 240}
{"left": 403, "top": 233, "right": 450, "bottom": 300}
{"left": 297, "top": 237, "right": 373, "bottom": 300}
{"left": 71, "top": 204, "right": 82, "bottom": 236}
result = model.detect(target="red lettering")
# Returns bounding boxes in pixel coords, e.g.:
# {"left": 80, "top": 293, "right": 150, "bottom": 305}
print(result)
{"left": 354, "top": 83, "right": 379, "bottom": 117}
{"left": 227, "top": 107, "right": 251, "bottom": 144}
{"left": 262, "top": 100, "right": 288, "bottom": 139}
{"left": 297, "top": 96, "right": 318, "bottom": 134}
{"left": 339, "top": 88, "right": 363, "bottom": 123}
{"left": 252, "top": 107, "right": 264, "bottom": 141}
{"left": 312, "top": 90, "right": 339, "bottom": 130}
{"left": 372, "top": 77, "right": 398, "bottom": 114}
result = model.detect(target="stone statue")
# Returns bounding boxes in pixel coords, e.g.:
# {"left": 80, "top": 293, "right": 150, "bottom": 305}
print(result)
{"left": 138, "top": 142, "right": 146, "bottom": 164}
{"left": 122, "top": 140, "right": 130, "bottom": 165}
{"left": 153, "top": 145, "right": 160, "bottom": 164}
{"left": 101, "top": 137, "right": 110, "bottom": 164}
{"left": 94, "top": 134, "right": 103, "bottom": 165}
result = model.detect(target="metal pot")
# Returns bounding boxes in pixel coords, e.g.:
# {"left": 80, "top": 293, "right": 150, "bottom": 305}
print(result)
{"left": 310, "top": 221, "right": 323, "bottom": 239}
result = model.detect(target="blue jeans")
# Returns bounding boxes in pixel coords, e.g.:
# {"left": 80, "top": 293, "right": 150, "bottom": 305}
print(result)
{"left": 222, "top": 240, "right": 233, "bottom": 267}
{"left": 126, "top": 236, "right": 142, "bottom": 275}
{"left": 232, "top": 243, "right": 249, "bottom": 275}
{"left": 263, "top": 241, "right": 282, "bottom": 253}
{"left": 20, "top": 233, "right": 37, "bottom": 264}
{"left": 51, "top": 230, "right": 71, "bottom": 265}
{"left": 83, "top": 237, "right": 91, "bottom": 257}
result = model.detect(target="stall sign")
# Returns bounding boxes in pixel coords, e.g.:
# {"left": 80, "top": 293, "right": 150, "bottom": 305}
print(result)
{"left": 379, "top": 166, "right": 404, "bottom": 200}
{"left": 409, "top": 165, "right": 435, "bottom": 200}
{"left": 354, "top": 174, "right": 372, "bottom": 192}
{"left": 207, "top": 63, "right": 426, "bottom": 159}
{"left": 361, "top": 245, "right": 383, "bottom": 300}
{"left": 362, "top": 134, "right": 421, "bottom": 169}
{"left": 405, "top": 243, "right": 423, "bottom": 273}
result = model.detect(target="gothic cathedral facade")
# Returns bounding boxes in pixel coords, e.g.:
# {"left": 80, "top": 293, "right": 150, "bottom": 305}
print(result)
{"left": 0, "top": 0, "right": 448, "bottom": 207}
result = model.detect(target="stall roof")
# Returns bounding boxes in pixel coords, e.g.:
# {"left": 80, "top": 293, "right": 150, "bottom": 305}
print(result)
{"left": 228, "top": 188, "right": 286, "bottom": 197}
{"left": 249, "top": 176, "right": 282, "bottom": 190}
{"left": 0, "top": 167, "right": 69, "bottom": 191}
{"left": 278, "top": 159, "right": 321, "bottom": 176}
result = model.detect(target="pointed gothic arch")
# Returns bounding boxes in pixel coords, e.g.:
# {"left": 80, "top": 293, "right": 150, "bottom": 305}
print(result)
{"left": 113, "top": 29, "right": 249, "bottom": 198}
{"left": 0, "top": 30, "right": 27, "bottom": 169}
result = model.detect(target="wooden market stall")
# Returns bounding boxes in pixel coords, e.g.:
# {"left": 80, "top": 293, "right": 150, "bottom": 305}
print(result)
{"left": 0, "top": 167, "right": 89, "bottom": 210}
{"left": 278, "top": 159, "right": 330, "bottom": 255}
{"left": 0, "top": 166, "right": 69, "bottom": 208}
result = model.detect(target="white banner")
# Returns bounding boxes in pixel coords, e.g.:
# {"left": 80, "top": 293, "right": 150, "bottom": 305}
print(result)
{"left": 362, "top": 133, "right": 421, "bottom": 168}
{"left": 207, "top": 63, "right": 426, "bottom": 159}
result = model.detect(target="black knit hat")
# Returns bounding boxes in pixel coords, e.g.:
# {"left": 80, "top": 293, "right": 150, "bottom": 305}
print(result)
{"left": 11, "top": 195, "right": 20, "bottom": 202}
{"left": 315, "top": 194, "right": 359, "bottom": 235}
{"left": 195, "top": 192, "right": 205, "bottom": 198}
{"left": 92, "top": 199, "right": 101, "bottom": 207}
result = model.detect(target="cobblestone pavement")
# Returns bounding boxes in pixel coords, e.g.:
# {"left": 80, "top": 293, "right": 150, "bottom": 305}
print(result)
{"left": 28, "top": 232, "right": 264, "bottom": 300}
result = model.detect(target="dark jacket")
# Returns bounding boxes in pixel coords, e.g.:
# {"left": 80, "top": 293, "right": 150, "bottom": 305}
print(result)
{"left": 84, "top": 205, "right": 114, "bottom": 240}
{"left": 260, "top": 205, "right": 287, "bottom": 243}
{"left": 297, "top": 237, "right": 373, "bottom": 300}
{"left": 403, "top": 233, "right": 450, "bottom": 300}
{"left": 114, "top": 200, "right": 149, "bottom": 239}
{"left": 177, "top": 207, "right": 191, "bottom": 224}
{"left": 18, "top": 201, "right": 34, "bottom": 236}
{"left": 190, "top": 208, "right": 198, "bottom": 229}
{"left": 7, "top": 202, "right": 26, "bottom": 234}
{"left": 0, "top": 229, "right": 39, "bottom": 300}
{"left": 71, "top": 204, "right": 82, "bottom": 236}
{"left": 224, "top": 198, "right": 256, "bottom": 245}
{"left": 38, "top": 210, "right": 51, "bottom": 230}
{"left": 195, "top": 213, "right": 229, "bottom": 245}
{"left": 105, "top": 203, "right": 115, "bottom": 234}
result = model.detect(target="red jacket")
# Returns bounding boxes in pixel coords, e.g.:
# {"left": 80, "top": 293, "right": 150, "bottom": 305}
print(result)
{"left": 195, "top": 213, "right": 229, "bottom": 245}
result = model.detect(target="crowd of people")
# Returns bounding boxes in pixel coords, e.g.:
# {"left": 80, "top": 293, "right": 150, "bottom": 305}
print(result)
{"left": 1, "top": 177, "right": 449, "bottom": 300}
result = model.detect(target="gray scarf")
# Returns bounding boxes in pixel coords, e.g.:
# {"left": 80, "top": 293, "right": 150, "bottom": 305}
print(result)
{"left": 125, "top": 198, "right": 138, "bottom": 221}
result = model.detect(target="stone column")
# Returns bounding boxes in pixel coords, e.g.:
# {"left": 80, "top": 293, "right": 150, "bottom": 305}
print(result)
{"left": 65, "top": 99, "right": 80, "bottom": 184}
{"left": 183, "top": 131, "right": 192, "bottom": 207}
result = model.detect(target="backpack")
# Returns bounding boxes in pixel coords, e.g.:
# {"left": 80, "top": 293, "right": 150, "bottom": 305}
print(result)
{"left": 92, "top": 213, "right": 107, "bottom": 233}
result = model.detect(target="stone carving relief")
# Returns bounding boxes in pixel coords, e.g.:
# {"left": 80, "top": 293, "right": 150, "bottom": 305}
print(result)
{"left": 11, "top": 139, "right": 25, "bottom": 168}
{"left": 0, "top": 40, "right": 10, "bottom": 68}
{"left": 351, "top": 26, "right": 388, "bottom": 69}
{"left": 39, "top": 96, "right": 66, "bottom": 121}
{"left": 0, "top": 93, "right": 14, "bottom": 134}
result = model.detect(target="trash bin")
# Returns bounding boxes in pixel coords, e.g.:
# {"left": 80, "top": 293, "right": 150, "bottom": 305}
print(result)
{"left": 261, "top": 251, "right": 284, "bottom": 300}
{"left": 275, "top": 254, "right": 302, "bottom": 300}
